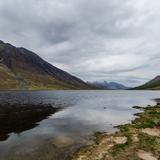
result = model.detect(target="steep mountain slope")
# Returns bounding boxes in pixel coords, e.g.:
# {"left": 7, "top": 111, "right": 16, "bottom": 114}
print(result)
{"left": 0, "top": 40, "right": 93, "bottom": 90}
{"left": 133, "top": 76, "right": 160, "bottom": 90}
{"left": 88, "top": 81, "right": 129, "bottom": 90}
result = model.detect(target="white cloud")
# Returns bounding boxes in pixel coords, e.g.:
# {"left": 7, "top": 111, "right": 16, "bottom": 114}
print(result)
{"left": 0, "top": 0, "right": 160, "bottom": 86}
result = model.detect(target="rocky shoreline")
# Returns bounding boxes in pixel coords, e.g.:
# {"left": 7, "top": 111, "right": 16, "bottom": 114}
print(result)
{"left": 71, "top": 105, "right": 160, "bottom": 160}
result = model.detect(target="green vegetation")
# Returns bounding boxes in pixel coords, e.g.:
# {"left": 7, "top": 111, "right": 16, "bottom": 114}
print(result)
{"left": 139, "top": 133, "right": 160, "bottom": 151}
{"left": 111, "top": 141, "right": 129, "bottom": 155}
{"left": 72, "top": 105, "right": 160, "bottom": 160}
{"left": 134, "top": 76, "right": 160, "bottom": 90}
{"left": 0, "top": 65, "right": 87, "bottom": 90}
{"left": 135, "top": 83, "right": 160, "bottom": 90}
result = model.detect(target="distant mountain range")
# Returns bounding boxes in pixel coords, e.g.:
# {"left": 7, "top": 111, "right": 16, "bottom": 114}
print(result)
{"left": 88, "top": 81, "right": 129, "bottom": 90}
{"left": 133, "top": 76, "right": 160, "bottom": 90}
{"left": 0, "top": 40, "right": 94, "bottom": 90}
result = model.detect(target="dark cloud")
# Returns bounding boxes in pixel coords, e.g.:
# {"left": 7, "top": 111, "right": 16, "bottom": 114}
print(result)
{"left": 0, "top": 0, "right": 160, "bottom": 86}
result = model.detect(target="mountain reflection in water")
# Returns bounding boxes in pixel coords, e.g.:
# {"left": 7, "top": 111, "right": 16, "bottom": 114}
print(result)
{"left": 0, "top": 104, "right": 61, "bottom": 141}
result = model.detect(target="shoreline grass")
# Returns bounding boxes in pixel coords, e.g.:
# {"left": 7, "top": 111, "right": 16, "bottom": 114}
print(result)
{"left": 71, "top": 104, "right": 160, "bottom": 160}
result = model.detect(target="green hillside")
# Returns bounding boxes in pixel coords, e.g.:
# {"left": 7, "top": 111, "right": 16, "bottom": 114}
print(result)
{"left": 134, "top": 76, "right": 160, "bottom": 90}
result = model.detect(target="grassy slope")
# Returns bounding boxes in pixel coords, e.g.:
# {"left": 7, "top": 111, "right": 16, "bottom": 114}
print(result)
{"left": 0, "top": 65, "right": 86, "bottom": 90}
{"left": 134, "top": 82, "right": 160, "bottom": 90}
{"left": 134, "top": 76, "right": 160, "bottom": 90}
{"left": 0, "top": 64, "right": 19, "bottom": 89}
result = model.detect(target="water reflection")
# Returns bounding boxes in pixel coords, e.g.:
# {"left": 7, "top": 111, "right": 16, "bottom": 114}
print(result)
{"left": 0, "top": 90, "right": 160, "bottom": 160}
{"left": 0, "top": 104, "right": 60, "bottom": 141}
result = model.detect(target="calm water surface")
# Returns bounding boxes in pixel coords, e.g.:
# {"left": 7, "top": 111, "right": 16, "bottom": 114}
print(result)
{"left": 0, "top": 90, "right": 160, "bottom": 159}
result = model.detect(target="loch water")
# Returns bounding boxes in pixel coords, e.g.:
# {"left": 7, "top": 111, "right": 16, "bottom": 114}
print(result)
{"left": 0, "top": 90, "right": 160, "bottom": 159}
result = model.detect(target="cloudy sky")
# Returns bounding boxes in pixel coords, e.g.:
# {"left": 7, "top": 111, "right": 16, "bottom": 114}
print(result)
{"left": 0, "top": 0, "right": 160, "bottom": 86}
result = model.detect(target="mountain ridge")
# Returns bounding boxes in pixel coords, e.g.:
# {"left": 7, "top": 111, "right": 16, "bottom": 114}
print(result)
{"left": 0, "top": 40, "right": 94, "bottom": 90}
{"left": 88, "top": 81, "right": 129, "bottom": 90}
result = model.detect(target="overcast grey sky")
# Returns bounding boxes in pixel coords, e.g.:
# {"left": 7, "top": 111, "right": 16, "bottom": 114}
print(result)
{"left": 0, "top": 0, "right": 160, "bottom": 86}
